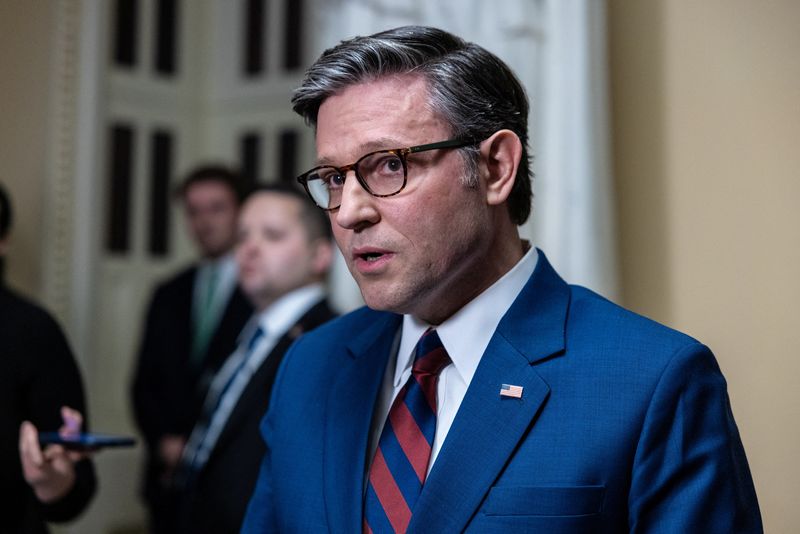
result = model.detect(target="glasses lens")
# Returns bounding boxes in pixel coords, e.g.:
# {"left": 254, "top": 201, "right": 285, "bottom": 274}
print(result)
{"left": 358, "top": 151, "right": 406, "bottom": 196}
{"left": 306, "top": 166, "right": 343, "bottom": 209}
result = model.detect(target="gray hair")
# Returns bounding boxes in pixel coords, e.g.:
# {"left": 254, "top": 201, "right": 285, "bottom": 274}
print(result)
{"left": 292, "top": 25, "right": 532, "bottom": 225}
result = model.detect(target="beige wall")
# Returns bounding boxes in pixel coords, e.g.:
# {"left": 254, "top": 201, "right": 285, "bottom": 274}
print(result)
{"left": 0, "top": 1, "right": 54, "bottom": 296}
{"left": 610, "top": 0, "right": 800, "bottom": 531}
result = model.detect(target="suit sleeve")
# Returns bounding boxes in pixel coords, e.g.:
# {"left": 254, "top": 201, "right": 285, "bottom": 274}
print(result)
{"left": 25, "top": 309, "right": 97, "bottom": 522}
{"left": 131, "top": 287, "right": 171, "bottom": 445}
{"left": 628, "top": 343, "right": 762, "bottom": 533}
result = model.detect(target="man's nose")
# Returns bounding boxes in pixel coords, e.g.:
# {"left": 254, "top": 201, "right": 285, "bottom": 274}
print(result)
{"left": 237, "top": 237, "right": 257, "bottom": 257}
{"left": 334, "top": 171, "right": 379, "bottom": 231}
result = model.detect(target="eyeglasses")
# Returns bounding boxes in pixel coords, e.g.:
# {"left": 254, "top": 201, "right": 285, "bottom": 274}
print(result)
{"left": 296, "top": 138, "right": 475, "bottom": 210}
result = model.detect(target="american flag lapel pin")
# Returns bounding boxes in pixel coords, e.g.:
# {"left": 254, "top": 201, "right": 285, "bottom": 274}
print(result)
{"left": 500, "top": 384, "right": 523, "bottom": 398}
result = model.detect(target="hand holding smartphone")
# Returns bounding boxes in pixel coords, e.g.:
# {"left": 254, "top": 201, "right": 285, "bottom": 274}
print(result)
{"left": 38, "top": 431, "right": 136, "bottom": 451}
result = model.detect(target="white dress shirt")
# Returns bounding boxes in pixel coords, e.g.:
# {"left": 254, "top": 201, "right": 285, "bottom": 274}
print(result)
{"left": 369, "top": 246, "right": 539, "bottom": 475}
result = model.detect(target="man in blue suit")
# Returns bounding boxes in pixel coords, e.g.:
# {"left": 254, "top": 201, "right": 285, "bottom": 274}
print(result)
{"left": 242, "top": 26, "right": 761, "bottom": 533}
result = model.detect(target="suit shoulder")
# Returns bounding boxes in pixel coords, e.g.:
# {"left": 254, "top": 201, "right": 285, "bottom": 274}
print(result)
{"left": 0, "top": 285, "right": 64, "bottom": 336}
{"left": 158, "top": 264, "right": 197, "bottom": 289}
{"left": 284, "top": 306, "right": 394, "bottom": 364}
{"left": 147, "top": 264, "right": 197, "bottom": 300}
{"left": 296, "top": 306, "right": 396, "bottom": 345}
{"left": 566, "top": 285, "right": 704, "bottom": 361}
{"left": 549, "top": 286, "right": 724, "bottom": 422}
{"left": 0, "top": 286, "right": 73, "bottom": 369}
{"left": 302, "top": 300, "right": 338, "bottom": 330}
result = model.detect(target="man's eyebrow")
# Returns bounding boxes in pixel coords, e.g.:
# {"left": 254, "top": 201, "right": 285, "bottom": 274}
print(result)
{"left": 316, "top": 137, "right": 407, "bottom": 166}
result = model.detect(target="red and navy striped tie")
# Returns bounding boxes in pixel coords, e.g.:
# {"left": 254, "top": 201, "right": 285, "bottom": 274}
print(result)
{"left": 364, "top": 329, "right": 451, "bottom": 534}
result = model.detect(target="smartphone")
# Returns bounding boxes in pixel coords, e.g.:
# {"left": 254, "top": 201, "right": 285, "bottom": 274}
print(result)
{"left": 38, "top": 431, "right": 136, "bottom": 451}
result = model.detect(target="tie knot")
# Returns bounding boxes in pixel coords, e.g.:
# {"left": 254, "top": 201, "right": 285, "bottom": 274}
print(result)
{"left": 412, "top": 329, "right": 451, "bottom": 378}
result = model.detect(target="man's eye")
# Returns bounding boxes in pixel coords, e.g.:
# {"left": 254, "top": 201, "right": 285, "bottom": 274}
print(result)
{"left": 319, "top": 169, "right": 345, "bottom": 189}
{"left": 376, "top": 155, "right": 403, "bottom": 175}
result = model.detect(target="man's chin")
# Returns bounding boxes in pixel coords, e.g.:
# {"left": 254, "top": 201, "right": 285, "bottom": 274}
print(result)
{"left": 200, "top": 245, "right": 230, "bottom": 259}
{"left": 360, "top": 288, "right": 410, "bottom": 315}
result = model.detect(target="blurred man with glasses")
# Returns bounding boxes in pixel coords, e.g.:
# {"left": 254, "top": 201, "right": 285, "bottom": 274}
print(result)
{"left": 242, "top": 26, "right": 761, "bottom": 533}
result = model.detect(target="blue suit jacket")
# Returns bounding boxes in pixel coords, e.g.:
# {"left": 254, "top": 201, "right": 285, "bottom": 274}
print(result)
{"left": 242, "top": 252, "right": 761, "bottom": 533}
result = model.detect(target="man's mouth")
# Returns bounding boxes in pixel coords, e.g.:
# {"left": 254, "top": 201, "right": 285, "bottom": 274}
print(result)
{"left": 360, "top": 252, "right": 384, "bottom": 262}
{"left": 352, "top": 248, "right": 393, "bottom": 271}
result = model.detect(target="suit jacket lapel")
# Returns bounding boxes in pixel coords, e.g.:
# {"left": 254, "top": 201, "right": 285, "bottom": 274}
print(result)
{"left": 324, "top": 311, "right": 402, "bottom": 534}
{"left": 409, "top": 251, "right": 570, "bottom": 532}
{"left": 210, "top": 335, "right": 294, "bottom": 453}
{"left": 210, "top": 301, "right": 335, "bottom": 457}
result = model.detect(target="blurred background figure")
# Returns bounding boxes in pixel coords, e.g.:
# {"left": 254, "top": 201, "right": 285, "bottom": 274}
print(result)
{"left": 131, "top": 166, "right": 253, "bottom": 534}
{"left": 173, "top": 184, "right": 336, "bottom": 534}
{"left": 0, "top": 183, "right": 96, "bottom": 533}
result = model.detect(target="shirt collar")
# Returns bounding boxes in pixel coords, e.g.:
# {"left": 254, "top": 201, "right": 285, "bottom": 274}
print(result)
{"left": 200, "top": 252, "right": 236, "bottom": 272}
{"left": 197, "top": 253, "right": 238, "bottom": 288}
{"left": 396, "top": 245, "right": 538, "bottom": 387}
{"left": 240, "top": 283, "right": 326, "bottom": 344}
{"left": 216, "top": 253, "right": 238, "bottom": 280}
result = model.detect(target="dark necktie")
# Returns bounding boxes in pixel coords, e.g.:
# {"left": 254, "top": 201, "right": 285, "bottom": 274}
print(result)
{"left": 191, "top": 265, "right": 220, "bottom": 365}
{"left": 364, "top": 329, "right": 451, "bottom": 534}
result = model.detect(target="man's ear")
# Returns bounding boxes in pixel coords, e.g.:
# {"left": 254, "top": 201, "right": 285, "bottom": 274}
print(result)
{"left": 480, "top": 129, "right": 522, "bottom": 206}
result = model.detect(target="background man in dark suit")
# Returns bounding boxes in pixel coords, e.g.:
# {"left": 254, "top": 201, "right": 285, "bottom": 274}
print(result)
{"left": 175, "top": 184, "right": 336, "bottom": 534}
{"left": 131, "top": 166, "right": 252, "bottom": 534}
{"left": 242, "top": 26, "right": 761, "bottom": 533}
{"left": 1, "top": 183, "right": 96, "bottom": 533}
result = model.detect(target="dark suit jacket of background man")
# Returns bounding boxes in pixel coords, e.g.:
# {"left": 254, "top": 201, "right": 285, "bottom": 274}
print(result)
{"left": 131, "top": 264, "right": 252, "bottom": 525}
{"left": 242, "top": 251, "right": 761, "bottom": 533}
{"left": 178, "top": 299, "right": 336, "bottom": 534}
{"left": 0, "top": 284, "right": 96, "bottom": 534}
